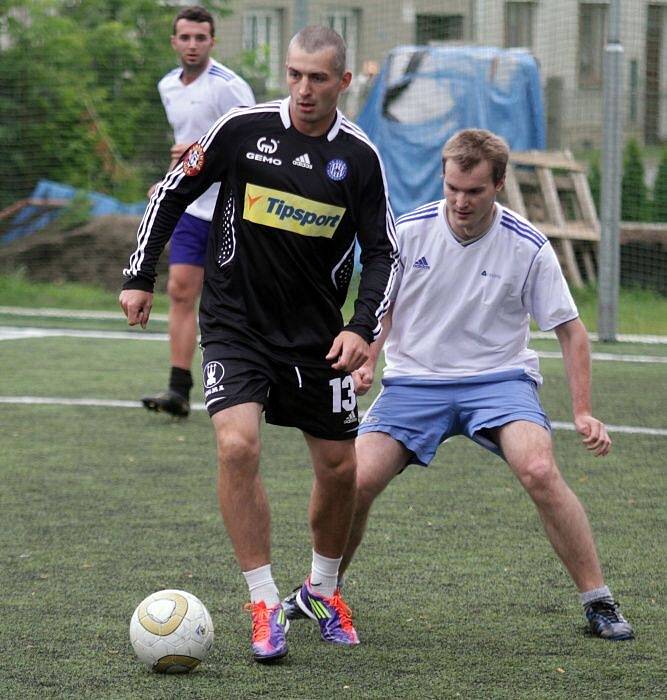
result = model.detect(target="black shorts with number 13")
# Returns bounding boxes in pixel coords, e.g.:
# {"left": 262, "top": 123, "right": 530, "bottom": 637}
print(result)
{"left": 202, "top": 342, "right": 358, "bottom": 440}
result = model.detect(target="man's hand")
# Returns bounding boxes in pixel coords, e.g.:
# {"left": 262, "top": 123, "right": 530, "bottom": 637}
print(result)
{"left": 326, "top": 330, "right": 370, "bottom": 372}
{"left": 352, "top": 363, "right": 375, "bottom": 395}
{"left": 119, "top": 289, "right": 153, "bottom": 329}
{"left": 574, "top": 414, "right": 611, "bottom": 456}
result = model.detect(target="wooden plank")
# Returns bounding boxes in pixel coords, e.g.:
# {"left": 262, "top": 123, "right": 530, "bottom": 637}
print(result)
{"left": 537, "top": 166, "right": 566, "bottom": 225}
{"left": 582, "top": 249, "right": 597, "bottom": 284}
{"left": 0, "top": 199, "right": 30, "bottom": 221}
{"left": 514, "top": 170, "right": 576, "bottom": 191}
{"left": 620, "top": 222, "right": 667, "bottom": 244}
{"left": 562, "top": 239, "right": 584, "bottom": 287}
{"left": 0, "top": 198, "right": 68, "bottom": 222}
{"left": 510, "top": 150, "right": 586, "bottom": 172}
{"left": 538, "top": 223, "right": 599, "bottom": 241}
{"left": 535, "top": 166, "right": 584, "bottom": 287}
{"left": 503, "top": 163, "right": 527, "bottom": 217}
{"left": 554, "top": 238, "right": 584, "bottom": 288}
{"left": 572, "top": 172, "right": 600, "bottom": 231}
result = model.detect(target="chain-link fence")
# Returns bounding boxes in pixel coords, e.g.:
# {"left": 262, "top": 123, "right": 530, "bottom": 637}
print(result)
{"left": 0, "top": 1, "right": 665, "bottom": 321}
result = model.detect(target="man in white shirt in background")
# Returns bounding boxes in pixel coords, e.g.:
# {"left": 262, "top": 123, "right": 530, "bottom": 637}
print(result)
{"left": 284, "top": 128, "right": 634, "bottom": 642}
{"left": 142, "top": 5, "right": 255, "bottom": 417}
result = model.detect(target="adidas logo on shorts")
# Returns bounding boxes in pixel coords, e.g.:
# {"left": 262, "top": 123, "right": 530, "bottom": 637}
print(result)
{"left": 343, "top": 411, "right": 357, "bottom": 425}
{"left": 292, "top": 153, "right": 313, "bottom": 169}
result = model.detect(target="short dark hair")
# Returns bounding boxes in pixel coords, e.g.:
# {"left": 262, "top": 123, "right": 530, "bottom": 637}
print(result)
{"left": 289, "top": 25, "right": 347, "bottom": 76}
{"left": 442, "top": 129, "right": 509, "bottom": 185}
{"left": 173, "top": 6, "right": 215, "bottom": 37}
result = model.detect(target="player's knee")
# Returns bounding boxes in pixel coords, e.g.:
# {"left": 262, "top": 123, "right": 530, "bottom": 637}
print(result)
{"left": 316, "top": 455, "right": 356, "bottom": 487}
{"left": 516, "top": 457, "right": 559, "bottom": 497}
{"left": 355, "top": 478, "right": 381, "bottom": 512}
{"left": 167, "top": 276, "right": 198, "bottom": 305}
{"left": 216, "top": 431, "right": 260, "bottom": 473}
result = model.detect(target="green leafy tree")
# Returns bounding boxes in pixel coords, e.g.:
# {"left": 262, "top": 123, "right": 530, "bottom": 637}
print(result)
{"left": 587, "top": 155, "right": 601, "bottom": 215}
{"left": 0, "top": 0, "right": 229, "bottom": 208}
{"left": 621, "top": 138, "right": 649, "bottom": 222}
{"left": 651, "top": 148, "right": 667, "bottom": 222}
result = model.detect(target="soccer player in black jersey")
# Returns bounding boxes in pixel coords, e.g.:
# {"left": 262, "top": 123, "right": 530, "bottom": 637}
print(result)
{"left": 120, "top": 25, "right": 398, "bottom": 662}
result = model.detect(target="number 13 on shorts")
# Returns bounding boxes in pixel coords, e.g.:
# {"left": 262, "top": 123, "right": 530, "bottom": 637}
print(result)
{"left": 329, "top": 376, "right": 356, "bottom": 413}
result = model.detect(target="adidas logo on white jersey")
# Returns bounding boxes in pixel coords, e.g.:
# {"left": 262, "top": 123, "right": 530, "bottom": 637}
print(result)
{"left": 292, "top": 153, "right": 313, "bottom": 169}
{"left": 413, "top": 256, "right": 430, "bottom": 270}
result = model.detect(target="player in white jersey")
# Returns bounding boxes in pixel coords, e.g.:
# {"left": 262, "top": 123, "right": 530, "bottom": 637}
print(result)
{"left": 283, "top": 129, "right": 634, "bottom": 642}
{"left": 142, "top": 6, "right": 255, "bottom": 417}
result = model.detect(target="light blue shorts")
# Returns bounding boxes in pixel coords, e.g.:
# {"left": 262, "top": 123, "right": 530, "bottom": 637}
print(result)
{"left": 358, "top": 370, "right": 550, "bottom": 466}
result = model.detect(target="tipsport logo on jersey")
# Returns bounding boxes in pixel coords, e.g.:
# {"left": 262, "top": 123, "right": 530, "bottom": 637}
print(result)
{"left": 243, "top": 183, "right": 346, "bottom": 238}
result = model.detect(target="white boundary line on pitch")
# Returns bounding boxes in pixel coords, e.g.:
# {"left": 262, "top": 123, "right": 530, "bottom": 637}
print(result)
{"left": 0, "top": 396, "right": 666, "bottom": 436}
{"left": 0, "top": 326, "right": 168, "bottom": 341}
{"left": 2, "top": 326, "right": 666, "bottom": 364}
{"left": 0, "top": 306, "right": 169, "bottom": 322}
{"left": 1, "top": 307, "right": 667, "bottom": 344}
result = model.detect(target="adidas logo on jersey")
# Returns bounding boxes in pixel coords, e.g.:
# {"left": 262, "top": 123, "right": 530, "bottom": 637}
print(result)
{"left": 413, "top": 256, "right": 430, "bottom": 270}
{"left": 292, "top": 153, "right": 313, "bottom": 169}
{"left": 343, "top": 411, "right": 357, "bottom": 425}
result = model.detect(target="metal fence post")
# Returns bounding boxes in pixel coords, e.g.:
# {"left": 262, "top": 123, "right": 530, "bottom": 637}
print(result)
{"left": 598, "top": 0, "right": 624, "bottom": 341}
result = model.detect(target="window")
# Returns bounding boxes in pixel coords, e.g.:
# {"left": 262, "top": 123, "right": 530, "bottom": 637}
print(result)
{"left": 242, "top": 9, "right": 283, "bottom": 89}
{"left": 505, "top": 2, "right": 534, "bottom": 48}
{"left": 416, "top": 14, "right": 464, "bottom": 44}
{"left": 579, "top": 3, "right": 608, "bottom": 88}
{"left": 325, "top": 9, "right": 359, "bottom": 74}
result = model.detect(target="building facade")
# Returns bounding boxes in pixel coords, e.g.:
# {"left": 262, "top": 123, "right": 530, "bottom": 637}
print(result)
{"left": 216, "top": 1, "right": 667, "bottom": 148}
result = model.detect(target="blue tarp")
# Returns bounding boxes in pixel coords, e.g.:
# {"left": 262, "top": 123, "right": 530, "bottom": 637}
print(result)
{"left": 358, "top": 45, "right": 546, "bottom": 217}
{"left": 1, "top": 180, "right": 146, "bottom": 245}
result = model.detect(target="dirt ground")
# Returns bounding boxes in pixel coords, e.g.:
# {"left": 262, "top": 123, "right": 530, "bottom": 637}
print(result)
{"left": 0, "top": 215, "right": 169, "bottom": 292}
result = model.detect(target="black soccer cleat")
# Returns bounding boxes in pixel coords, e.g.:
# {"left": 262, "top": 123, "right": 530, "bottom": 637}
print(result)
{"left": 141, "top": 389, "right": 190, "bottom": 417}
{"left": 585, "top": 600, "right": 635, "bottom": 641}
{"left": 282, "top": 585, "right": 308, "bottom": 621}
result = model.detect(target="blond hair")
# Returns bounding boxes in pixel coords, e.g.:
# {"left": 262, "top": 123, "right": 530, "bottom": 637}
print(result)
{"left": 442, "top": 129, "right": 509, "bottom": 185}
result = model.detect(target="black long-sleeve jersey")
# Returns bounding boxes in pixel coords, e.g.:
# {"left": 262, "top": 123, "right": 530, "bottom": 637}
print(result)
{"left": 123, "top": 99, "right": 399, "bottom": 364}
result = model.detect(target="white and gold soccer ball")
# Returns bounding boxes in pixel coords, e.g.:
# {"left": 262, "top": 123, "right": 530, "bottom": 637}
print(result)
{"left": 129, "top": 589, "right": 214, "bottom": 673}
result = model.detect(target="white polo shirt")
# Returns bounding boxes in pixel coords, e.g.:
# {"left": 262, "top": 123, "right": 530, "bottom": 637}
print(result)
{"left": 384, "top": 200, "right": 578, "bottom": 384}
{"left": 158, "top": 59, "right": 255, "bottom": 221}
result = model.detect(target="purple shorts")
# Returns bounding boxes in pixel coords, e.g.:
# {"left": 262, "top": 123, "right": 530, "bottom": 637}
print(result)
{"left": 168, "top": 212, "right": 211, "bottom": 267}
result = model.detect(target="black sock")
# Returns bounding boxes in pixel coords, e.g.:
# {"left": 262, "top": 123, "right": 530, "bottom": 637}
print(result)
{"left": 169, "top": 366, "right": 193, "bottom": 400}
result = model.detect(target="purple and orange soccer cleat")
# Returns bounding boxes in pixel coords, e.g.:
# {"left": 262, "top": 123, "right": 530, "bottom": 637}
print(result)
{"left": 244, "top": 601, "right": 289, "bottom": 662}
{"left": 296, "top": 578, "right": 360, "bottom": 646}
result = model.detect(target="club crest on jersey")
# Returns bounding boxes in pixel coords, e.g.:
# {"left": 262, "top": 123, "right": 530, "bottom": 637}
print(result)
{"left": 326, "top": 159, "right": 348, "bottom": 181}
{"left": 182, "top": 143, "right": 205, "bottom": 176}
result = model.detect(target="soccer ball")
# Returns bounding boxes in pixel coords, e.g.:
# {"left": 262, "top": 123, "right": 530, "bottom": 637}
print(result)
{"left": 129, "top": 589, "right": 214, "bottom": 673}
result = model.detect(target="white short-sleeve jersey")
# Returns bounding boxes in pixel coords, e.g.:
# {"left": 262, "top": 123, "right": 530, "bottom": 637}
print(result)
{"left": 384, "top": 200, "right": 578, "bottom": 384}
{"left": 158, "top": 59, "right": 255, "bottom": 221}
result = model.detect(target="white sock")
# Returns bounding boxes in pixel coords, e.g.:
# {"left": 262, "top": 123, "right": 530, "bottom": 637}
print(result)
{"left": 242, "top": 564, "right": 280, "bottom": 606}
{"left": 310, "top": 550, "right": 342, "bottom": 598}
{"left": 580, "top": 585, "right": 613, "bottom": 607}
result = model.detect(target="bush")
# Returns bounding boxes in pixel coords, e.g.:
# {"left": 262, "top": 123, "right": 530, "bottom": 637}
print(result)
{"left": 587, "top": 156, "right": 601, "bottom": 214}
{"left": 651, "top": 148, "right": 667, "bottom": 222}
{"left": 621, "top": 138, "right": 649, "bottom": 221}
